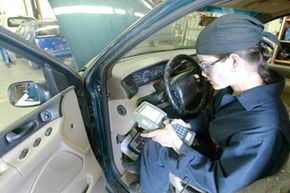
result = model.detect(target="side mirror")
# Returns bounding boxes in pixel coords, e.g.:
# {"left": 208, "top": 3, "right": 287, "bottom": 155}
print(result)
{"left": 8, "top": 81, "right": 49, "bottom": 107}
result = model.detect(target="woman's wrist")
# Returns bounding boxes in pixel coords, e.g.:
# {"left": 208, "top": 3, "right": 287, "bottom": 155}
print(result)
{"left": 172, "top": 137, "right": 183, "bottom": 154}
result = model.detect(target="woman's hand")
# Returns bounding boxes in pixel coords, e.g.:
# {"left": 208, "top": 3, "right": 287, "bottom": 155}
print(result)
{"left": 141, "top": 119, "right": 191, "bottom": 153}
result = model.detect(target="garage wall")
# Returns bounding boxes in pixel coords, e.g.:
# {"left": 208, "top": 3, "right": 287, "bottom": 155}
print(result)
{"left": 0, "top": 0, "right": 55, "bottom": 19}
{"left": 0, "top": 0, "right": 33, "bottom": 17}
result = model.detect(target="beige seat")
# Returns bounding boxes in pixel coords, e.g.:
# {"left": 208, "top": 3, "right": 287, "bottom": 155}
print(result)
{"left": 238, "top": 153, "right": 290, "bottom": 193}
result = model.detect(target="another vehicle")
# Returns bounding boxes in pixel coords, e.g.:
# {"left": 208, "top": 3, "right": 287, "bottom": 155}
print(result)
{"left": 16, "top": 19, "right": 74, "bottom": 68}
{"left": 0, "top": 1, "right": 289, "bottom": 193}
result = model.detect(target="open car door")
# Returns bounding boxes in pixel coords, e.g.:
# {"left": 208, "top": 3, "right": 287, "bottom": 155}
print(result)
{"left": 0, "top": 27, "right": 107, "bottom": 193}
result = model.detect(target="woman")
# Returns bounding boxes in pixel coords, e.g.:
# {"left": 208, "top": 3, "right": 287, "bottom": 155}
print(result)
{"left": 130, "top": 14, "right": 290, "bottom": 193}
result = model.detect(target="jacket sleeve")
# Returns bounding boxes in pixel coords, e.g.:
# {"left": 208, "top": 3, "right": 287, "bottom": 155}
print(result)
{"left": 174, "top": 130, "right": 281, "bottom": 193}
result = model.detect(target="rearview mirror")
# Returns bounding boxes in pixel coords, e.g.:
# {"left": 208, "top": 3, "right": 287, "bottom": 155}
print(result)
{"left": 8, "top": 81, "right": 49, "bottom": 107}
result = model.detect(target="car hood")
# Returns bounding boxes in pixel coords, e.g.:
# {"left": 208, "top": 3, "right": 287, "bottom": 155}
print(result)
{"left": 48, "top": 0, "right": 152, "bottom": 70}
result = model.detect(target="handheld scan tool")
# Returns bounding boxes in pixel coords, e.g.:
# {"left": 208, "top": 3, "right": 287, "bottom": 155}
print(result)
{"left": 132, "top": 102, "right": 195, "bottom": 146}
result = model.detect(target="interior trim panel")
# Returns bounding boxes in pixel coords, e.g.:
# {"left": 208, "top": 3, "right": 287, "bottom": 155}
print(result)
{"left": 0, "top": 87, "right": 106, "bottom": 193}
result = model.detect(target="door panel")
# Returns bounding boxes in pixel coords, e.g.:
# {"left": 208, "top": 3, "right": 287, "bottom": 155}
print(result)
{"left": 0, "top": 87, "right": 106, "bottom": 193}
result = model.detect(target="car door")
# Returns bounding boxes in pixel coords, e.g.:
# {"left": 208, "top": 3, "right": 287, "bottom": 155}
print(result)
{"left": 0, "top": 27, "right": 107, "bottom": 193}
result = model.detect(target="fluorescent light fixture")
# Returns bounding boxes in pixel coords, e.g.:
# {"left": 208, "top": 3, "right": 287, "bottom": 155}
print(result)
{"left": 114, "top": 8, "right": 126, "bottom": 15}
{"left": 141, "top": 1, "right": 153, "bottom": 10}
{"left": 54, "top": 5, "right": 113, "bottom": 15}
{"left": 134, "top": 12, "right": 145, "bottom": 17}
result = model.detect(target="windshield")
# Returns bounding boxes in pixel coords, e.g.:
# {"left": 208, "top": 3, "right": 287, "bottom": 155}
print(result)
{"left": 125, "top": 11, "right": 214, "bottom": 57}
{"left": 125, "top": 7, "right": 258, "bottom": 57}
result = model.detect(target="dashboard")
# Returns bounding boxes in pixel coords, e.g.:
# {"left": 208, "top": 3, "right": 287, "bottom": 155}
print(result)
{"left": 108, "top": 49, "right": 195, "bottom": 99}
{"left": 121, "top": 62, "right": 165, "bottom": 98}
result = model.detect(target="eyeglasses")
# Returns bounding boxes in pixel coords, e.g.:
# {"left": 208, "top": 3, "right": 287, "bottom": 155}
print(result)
{"left": 199, "top": 57, "right": 227, "bottom": 74}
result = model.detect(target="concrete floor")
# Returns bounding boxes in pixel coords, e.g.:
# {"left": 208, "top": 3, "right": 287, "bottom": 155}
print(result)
{"left": 0, "top": 56, "right": 44, "bottom": 131}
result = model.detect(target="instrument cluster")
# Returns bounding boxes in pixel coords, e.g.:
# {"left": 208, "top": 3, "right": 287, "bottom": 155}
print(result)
{"left": 121, "top": 63, "right": 165, "bottom": 98}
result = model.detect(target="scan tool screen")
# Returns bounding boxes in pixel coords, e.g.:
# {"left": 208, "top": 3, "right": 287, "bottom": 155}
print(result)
{"left": 140, "top": 104, "right": 164, "bottom": 124}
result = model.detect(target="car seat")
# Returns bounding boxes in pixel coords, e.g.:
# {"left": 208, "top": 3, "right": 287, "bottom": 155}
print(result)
{"left": 238, "top": 152, "right": 290, "bottom": 193}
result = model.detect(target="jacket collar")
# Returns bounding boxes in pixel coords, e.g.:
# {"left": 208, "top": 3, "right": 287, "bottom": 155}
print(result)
{"left": 221, "top": 70, "right": 285, "bottom": 111}
{"left": 237, "top": 70, "right": 285, "bottom": 111}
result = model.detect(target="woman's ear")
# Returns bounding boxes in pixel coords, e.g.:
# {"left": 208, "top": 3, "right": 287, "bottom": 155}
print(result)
{"left": 228, "top": 53, "right": 240, "bottom": 72}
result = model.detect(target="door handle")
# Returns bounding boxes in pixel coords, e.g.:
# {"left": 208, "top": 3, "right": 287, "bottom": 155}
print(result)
{"left": 5, "top": 121, "right": 36, "bottom": 144}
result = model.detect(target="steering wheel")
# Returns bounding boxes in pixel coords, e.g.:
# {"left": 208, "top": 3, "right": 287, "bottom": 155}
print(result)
{"left": 164, "top": 54, "right": 209, "bottom": 115}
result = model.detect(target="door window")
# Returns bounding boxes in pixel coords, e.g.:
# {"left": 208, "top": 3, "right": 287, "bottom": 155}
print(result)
{"left": 0, "top": 49, "right": 45, "bottom": 131}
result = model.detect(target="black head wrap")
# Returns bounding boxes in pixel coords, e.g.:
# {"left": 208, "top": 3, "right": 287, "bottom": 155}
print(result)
{"left": 196, "top": 14, "right": 280, "bottom": 55}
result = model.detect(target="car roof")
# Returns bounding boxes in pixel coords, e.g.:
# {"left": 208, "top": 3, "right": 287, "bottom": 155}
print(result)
{"left": 220, "top": 0, "right": 290, "bottom": 21}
